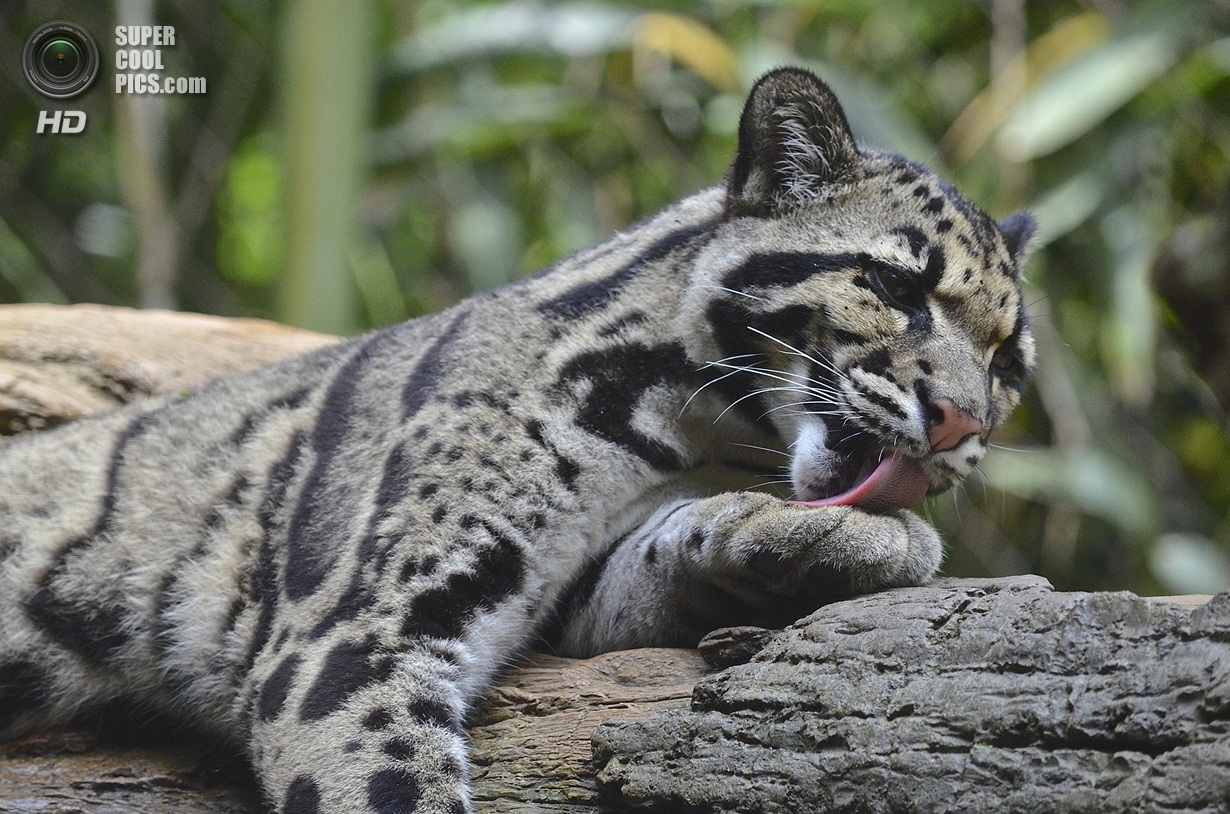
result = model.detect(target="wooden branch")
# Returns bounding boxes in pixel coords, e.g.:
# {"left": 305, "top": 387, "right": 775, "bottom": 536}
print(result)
{"left": 0, "top": 303, "right": 337, "bottom": 436}
{"left": 595, "top": 578, "right": 1230, "bottom": 813}
{"left": 0, "top": 304, "right": 1223, "bottom": 813}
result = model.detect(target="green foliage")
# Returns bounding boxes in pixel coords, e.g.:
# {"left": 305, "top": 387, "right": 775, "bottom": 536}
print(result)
{"left": 1, "top": 0, "right": 1228, "bottom": 596}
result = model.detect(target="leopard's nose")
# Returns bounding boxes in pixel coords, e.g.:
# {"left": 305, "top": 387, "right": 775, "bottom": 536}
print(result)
{"left": 925, "top": 398, "right": 983, "bottom": 452}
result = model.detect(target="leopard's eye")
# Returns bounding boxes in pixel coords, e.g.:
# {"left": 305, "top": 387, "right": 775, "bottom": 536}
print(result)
{"left": 881, "top": 270, "right": 911, "bottom": 301}
{"left": 991, "top": 346, "right": 1023, "bottom": 378}
{"left": 873, "top": 267, "right": 922, "bottom": 310}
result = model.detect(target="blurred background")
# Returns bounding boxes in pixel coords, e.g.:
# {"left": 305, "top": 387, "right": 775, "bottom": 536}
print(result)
{"left": 1, "top": 0, "right": 1228, "bottom": 597}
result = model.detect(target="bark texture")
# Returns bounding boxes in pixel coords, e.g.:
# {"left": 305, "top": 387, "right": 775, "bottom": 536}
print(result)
{"left": 0, "top": 303, "right": 337, "bottom": 436}
{"left": 594, "top": 577, "right": 1230, "bottom": 814}
{"left": 0, "top": 304, "right": 1224, "bottom": 814}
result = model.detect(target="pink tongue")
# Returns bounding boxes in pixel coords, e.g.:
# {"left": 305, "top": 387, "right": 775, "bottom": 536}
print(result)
{"left": 791, "top": 451, "right": 931, "bottom": 513}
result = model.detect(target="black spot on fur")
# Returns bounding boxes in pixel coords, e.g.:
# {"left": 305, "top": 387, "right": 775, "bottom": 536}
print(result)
{"left": 367, "top": 768, "right": 421, "bottom": 814}
{"left": 283, "top": 334, "right": 391, "bottom": 601}
{"left": 893, "top": 226, "right": 927, "bottom": 258}
{"left": 408, "top": 698, "right": 459, "bottom": 732}
{"left": 357, "top": 443, "right": 413, "bottom": 568}
{"left": 440, "top": 754, "right": 465, "bottom": 779}
{"left": 858, "top": 388, "right": 908, "bottom": 420}
{"left": 299, "top": 636, "right": 394, "bottom": 722}
{"left": 598, "top": 310, "right": 649, "bottom": 337}
{"left": 525, "top": 419, "right": 546, "bottom": 446}
{"left": 554, "top": 342, "right": 695, "bottom": 471}
{"left": 230, "top": 386, "right": 313, "bottom": 448}
{"left": 23, "top": 594, "right": 131, "bottom": 668}
{"left": 382, "top": 737, "right": 416, "bottom": 761}
{"left": 686, "top": 529, "right": 704, "bottom": 552}
{"left": 400, "top": 527, "right": 525, "bottom": 640}
{"left": 707, "top": 299, "right": 815, "bottom": 373}
{"left": 402, "top": 310, "right": 470, "bottom": 420}
{"left": 258, "top": 653, "right": 302, "bottom": 721}
{"left": 308, "top": 574, "right": 375, "bottom": 639}
{"left": 524, "top": 419, "right": 583, "bottom": 490}
{"left": 203, "top": 474, "right": 250, "bottom": 529}
{"left": 830, "top": 327, "right": 867, "bottom": 346}
{"left": 419, "top": 483, "right": 439, "bottom": 499}
{"left": 920, "top": 244, "right": 947, "bottom": 293}
{"left": 283, "top": 775, "right": 321, "bottom": 814}
{"left": 0, "top": 660, "right": 50, "bottom": 732}
{"left": 244, "top": 432, "right": 308, "bottom": 672}
{"left": 722, "top": 251, "right": 858, "bottom": 291}
{"left": 537, "top": 220, "right": 717, "bottom": 320}
{"left": 554, "top": 454, "right": 581, "bottom": 490}
{"left": 855, "top": 350, "right": 892, "bottom": 377}
{"left": 645, "top": 543, "right": 657, "bottom": 565}
{"left": 431, "top": 505, "right": 448, "bottom": 524}
{"left": 363, "top": 708, "right": 394, "bottom": 730}
{"left": 22, "top": 409, "right": 164, "bottom": 666}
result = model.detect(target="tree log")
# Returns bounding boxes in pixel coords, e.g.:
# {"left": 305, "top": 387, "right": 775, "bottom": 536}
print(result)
{"left": 595, "top": 577, "right": 1230, "bottom": 813}
{"left": 0, "top": 304, "right": 1222, "bottom": 814}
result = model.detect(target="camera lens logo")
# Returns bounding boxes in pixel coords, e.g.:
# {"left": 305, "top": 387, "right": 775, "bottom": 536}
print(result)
{"left": 23, "top": 21, "right": 100, "bottom": 99}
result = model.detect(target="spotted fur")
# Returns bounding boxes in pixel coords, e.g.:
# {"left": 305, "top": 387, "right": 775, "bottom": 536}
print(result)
{"left": 0, "top": 69, "right": 1034, "bottom": 812}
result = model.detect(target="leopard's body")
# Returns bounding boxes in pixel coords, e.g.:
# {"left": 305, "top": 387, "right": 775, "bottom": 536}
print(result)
{"left": 0, "top": 70, "right": 1035, "bottom": 812}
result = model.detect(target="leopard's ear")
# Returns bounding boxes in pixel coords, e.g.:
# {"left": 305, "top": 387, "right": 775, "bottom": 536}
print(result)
{"left": 726, "top": 67, "right": 859, "bottom": 218}
{"left": 998, "top": 211, "right": 1037, "bottom": 267}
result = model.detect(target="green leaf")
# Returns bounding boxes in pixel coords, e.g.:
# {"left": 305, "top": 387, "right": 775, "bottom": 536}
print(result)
{"left": 998, "top": 30, "right": 1180, "bottom": 160}
{"left": 388, "top": 3, "right": 637, "bottom": 79}
{"left": 1149, "top": 533, "right": 1230, "bottom": 595}
{"left": 1027, "top": 171, "right": 1108, "bottom": 248}
{"left": 1100, "top": 205, "right": 1158, "bottom": 407}
{"left": 982, "top": 447, "right": 1160, "bottom": 540}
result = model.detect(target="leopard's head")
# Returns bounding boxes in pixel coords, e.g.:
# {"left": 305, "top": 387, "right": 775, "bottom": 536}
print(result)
{"left": 681, "top": 68, "right": 1035, "bottom": 513}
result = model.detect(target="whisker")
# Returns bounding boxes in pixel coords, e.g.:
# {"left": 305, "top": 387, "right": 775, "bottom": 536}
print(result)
{"left": 698, "top": 352, "right": 766, "bottom": 370}
{"left": 760, "top": 400, "right": 848, "bottom": 419}
{"left": 752, "top": 477, "right": 796, "bottom": 490}
{"left": 987, "top": 442, "right": 1034, "bottom": 453}
{"left": 707, "top": 361, "right": 837, "bottom": 394}
{"left": 680, "top": 367, "right": 745, "bottom": 416}
{"left": 728, "top": 441, "right": 791, "bottom": 458}
{"left": 745, "top": 326, "right": 846, "bottom": 379}
{"left": 703, "top": 285, "right": 768, "bottom": 303}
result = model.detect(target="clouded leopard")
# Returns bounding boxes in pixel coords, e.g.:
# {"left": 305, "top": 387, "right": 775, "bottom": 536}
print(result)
{"left": 0, "top": 69, "right": 1035, "bottom": 812}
